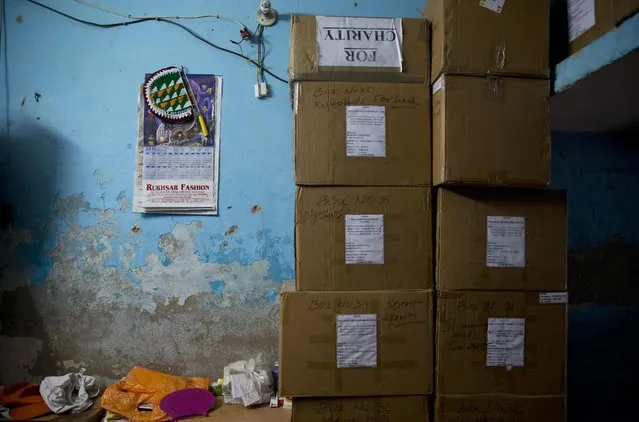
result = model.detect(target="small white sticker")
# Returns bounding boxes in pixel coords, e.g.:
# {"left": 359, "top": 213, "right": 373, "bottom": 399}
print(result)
{"left": 480, "top": 0, "right": 506, "bottom": 13}
{"left": 432, "top": 76, "right": 445, "bottom": 95}
{"left": 539, "top": 292, "right": 569, "bottom": 304}
{"left": 316, "top": 16, "right": 403, "bottom": 70}
{"left": 567, "top": 0, "right": 596, "bottom": 42}
{"left": 294, "top": 83, "right": 300, "bottom": 115}
{"left": 346, "top": 106, "right": 386, "bottom": 157}
{"left": 487, "top": 216, "right": 525, "bottom": 268}
{"left": 487, "top": 318, "right": 525, "bottom": 368}
{"left": 336, "top": 314, "right": 377, "bottom": 368}
{"left": 345, "top": 215, "right": 384, "bottom": 264}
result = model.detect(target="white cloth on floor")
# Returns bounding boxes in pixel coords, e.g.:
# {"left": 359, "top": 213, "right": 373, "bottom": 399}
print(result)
{"left": 39, "top": 368, "right": 100, "bottom": 414}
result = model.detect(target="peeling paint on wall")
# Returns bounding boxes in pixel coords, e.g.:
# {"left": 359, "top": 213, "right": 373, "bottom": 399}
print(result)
{"left": 0, "top": 192, "right": 289, "bottom": 384}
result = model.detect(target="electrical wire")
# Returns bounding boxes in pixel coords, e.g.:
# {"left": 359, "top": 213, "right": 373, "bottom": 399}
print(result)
{"left": 73, "top": 0, "right": 248, "bottom": 30}
{"left": 24, "top": 0, "right": 288, "bottom": 84}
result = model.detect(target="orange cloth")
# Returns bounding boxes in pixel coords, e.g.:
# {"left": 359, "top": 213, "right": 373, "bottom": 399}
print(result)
{"left": 101, "top": 367, "right": 210, "bottom": 422}
{"left": 0, "top": 382, "right": 52, "bottom": 420}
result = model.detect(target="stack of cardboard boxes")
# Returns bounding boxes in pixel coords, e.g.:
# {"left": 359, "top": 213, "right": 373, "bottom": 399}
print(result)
{"left": 280, "top": 3, "right": 568, "bottom": 421}
{"left": 425, "top": 1, "right": 568, "bottom": 421}
{"left": 281, "top": 15, "right": 435, "bottom": 421}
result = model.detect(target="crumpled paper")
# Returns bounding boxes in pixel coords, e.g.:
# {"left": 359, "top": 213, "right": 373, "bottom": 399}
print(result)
{"left": 39, "top": 368, "right": 100, "bottom": 414}
{"left": 222, "top": 356, "right": 272, "bottom": 407}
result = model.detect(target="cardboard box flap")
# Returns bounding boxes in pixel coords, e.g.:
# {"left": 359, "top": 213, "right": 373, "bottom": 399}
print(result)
{"left": 295, "top": 186, "right": 433, "bottom": 291}
{"left": 294, "top": 81, "right": 431, "bottom": 186}
{"left": 425, "top": 0, "right": 550, "bottom": 81}
{"left": 436, "top": 187, "right": 567, "bottom": 291}
{"left": 433, "top": 75, "right": 550, "bottom": 187}
{"left": 294, "top": 396, "right": 432, "bottom": 422}
{"left": 280, "top": 290, "right": 434, "bottom": 397}
{"left": 436, "top": 395, "right": 565, "bottom": 422}
{"left": 436, "top": 290, "right": 567, "bottom": 395}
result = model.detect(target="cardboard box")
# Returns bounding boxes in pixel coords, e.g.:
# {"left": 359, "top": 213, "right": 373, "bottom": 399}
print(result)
{"left": 435, "top": 395, "right": 565, "bottom": 422}
{"left": 293, "top": 396, "right": 431, "bottom": 422}
{"left": 295, "top": 186, "right": 432, "bottom": 291}
{"left": 289, "top": 15, "right": 429, "bottom": 83}
{"left": 436, "top": 290, "right": 567, "bottom": 396}
{"left": 280, "top": 290, "right": 433, "bottom": 396}
{"left": 432, "top": 74, "right": 550, "bottom": 187}
{"left": 567, "top": 0, "right": 616, "bottom": 54}
{"left": 294, "top": 81, "right": 431, "bottom": 186}
{"left": 436, "top": 188, "right": 567, "bottom": 291}
{"left": 614, "top": 0, "right": 639, "bottom": 22}
{"left": 424, "top": 0, "right": 550, "bottom": 81}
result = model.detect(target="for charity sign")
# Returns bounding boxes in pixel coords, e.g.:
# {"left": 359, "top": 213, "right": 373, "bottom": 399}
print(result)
{"left": 316, "top": 16, "right": 403, "bottom": 69}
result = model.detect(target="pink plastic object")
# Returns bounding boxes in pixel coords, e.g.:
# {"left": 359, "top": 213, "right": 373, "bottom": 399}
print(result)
{"left": 159, "top": 388, "right": 215, "bottom": 420}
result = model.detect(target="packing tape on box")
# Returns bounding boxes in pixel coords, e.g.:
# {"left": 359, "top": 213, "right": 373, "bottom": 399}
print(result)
{"left": 306, "top": 360, "right": 416, "bottom": 393}
{"left": 493, "top": 41, "right": 507, "bottom": 70}
{"left": 418, "top": 19, "right": 429, "bottom": 41}
{"left": 486, "top": 77, "right": 505, "bottom": 100}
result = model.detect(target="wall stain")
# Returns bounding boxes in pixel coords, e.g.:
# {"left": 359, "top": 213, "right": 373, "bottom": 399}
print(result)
{"left": 250, "top": 205, "right": 262, "bottom": 214}
{"left": 224, "top": 225, "right": 238, "bottom": 236}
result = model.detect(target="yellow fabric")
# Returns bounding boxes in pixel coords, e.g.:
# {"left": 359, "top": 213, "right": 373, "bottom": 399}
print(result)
{"left": 101, "top": 367, "right": 209, "bottom": 422}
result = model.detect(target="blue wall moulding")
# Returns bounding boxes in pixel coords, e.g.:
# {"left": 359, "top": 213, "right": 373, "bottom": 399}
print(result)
{"left": 0, "top": 0, "right": 426, "bottom": 384}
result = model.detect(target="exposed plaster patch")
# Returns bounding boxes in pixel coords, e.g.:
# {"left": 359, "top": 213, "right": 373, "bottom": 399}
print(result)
{"left": 251, "top": 205, "right": 262, "bottom": 214}
{"left": 224, "top": 225, "right": 238, "bottom": 236}
{"left": 53, "top": 193, "right": 90, "bottom": 221}
{"left": 93, "top": 170, "right": 107, "bottom": 191}
{"left": 0, "top": 193, "right": 290, "bottom": 383}
{"left": 116, "top": 191, "right": 130, "bottom": 212}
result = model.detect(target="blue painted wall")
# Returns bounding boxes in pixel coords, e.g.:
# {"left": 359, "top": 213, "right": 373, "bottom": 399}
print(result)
{"left": 0, "top": 0, "right": 426, "bottom": 383}
{"left": 552, "top": 131, "right": 639, "bottom": 421}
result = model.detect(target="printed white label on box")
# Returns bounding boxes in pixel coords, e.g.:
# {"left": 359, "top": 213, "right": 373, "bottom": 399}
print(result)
{"left": 480, "top": 0, "right": 506, "bottom": 14}
{"left": 486, "top": 317, "right": 525, "bottom": 368}
{"left": 316, "top": 16, "right": 403, "bottom": 69}
{"left": 539, "top": 292, "right": 569, "bottom": 304}
{"left": 346, "top": 106, "right": 386, "bottom": 157}
{"left": 346, "top": 214, "right": 384, "bottom": 264}
{"left": 336, "top": 314, "right": 377, "bottom": 368}
{"left": 432, "top": 76, "right": 445, "bottom": 95}
{"left": 567, "top": 0, "right": 596, "bottom": 42}
{"left": 487, "top": 216, "right": 525, "bottom": 268}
